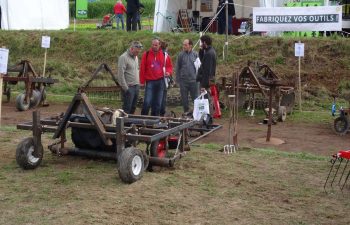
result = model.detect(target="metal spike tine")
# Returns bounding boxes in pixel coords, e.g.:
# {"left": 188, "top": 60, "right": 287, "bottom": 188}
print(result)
{"left": 330, "top": 158, "right": 343, "bottom": 187}
{"left": 324, "top": 157, "right": 338, "bottom": 192}
{"left": 341, "top": 164, "right": 350, "bottom": 191}
{"left": 338, "top": 159, "right": 349, "bottom": 186}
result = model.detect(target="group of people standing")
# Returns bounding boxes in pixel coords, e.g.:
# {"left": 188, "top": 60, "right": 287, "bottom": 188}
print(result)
{"left": 116, "top": 35, "right": 217, "bottom": 117}
{"left": 113, "top": 0, "right": 144, "bottom": 31}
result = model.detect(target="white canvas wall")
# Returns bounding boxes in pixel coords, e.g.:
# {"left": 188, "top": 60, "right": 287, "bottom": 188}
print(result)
{"left": 0, "top": 0, "right": 69, "bottom": 30}
{"left": 153, "top": 0, "right": 187, "bottom": 32}
{"left": 153, "top": 0, "right": 262, "bottom": 33}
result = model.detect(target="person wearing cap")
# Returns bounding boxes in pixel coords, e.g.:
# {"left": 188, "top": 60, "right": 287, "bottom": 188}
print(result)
{"left": 116, "top": 41, "right": 143, "bottom": 114}
{"left": 140, "top": 38, "right": 173, "bottom": 116}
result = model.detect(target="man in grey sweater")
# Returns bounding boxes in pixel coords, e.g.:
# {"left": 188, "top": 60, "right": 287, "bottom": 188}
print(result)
{"left": 176, "top": 39, "right": 199, "bottom": 113}
{"left": 116, "top": 41, "right": 143, "bottom": 114}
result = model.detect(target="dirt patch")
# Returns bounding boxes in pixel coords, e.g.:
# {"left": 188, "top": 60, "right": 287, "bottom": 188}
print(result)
{"left": 1, "top": 101, "right": 349, "bottom": 157}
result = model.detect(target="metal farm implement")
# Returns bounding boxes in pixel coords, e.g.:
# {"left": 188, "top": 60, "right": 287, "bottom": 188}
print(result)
{"left": 219, "top": 62, "right": 295, "bottom": 122}
{"left": 2, "top": 60, "right": 57, "bottom": 111}
{"left": 15, "top": 64, "right": 221, "bottom": 184}
{"left": 324, "top": 149, "right": 350, "bottom": 192}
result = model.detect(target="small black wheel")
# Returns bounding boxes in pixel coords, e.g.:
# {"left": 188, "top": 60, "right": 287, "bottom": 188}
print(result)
{"left": 149, "top": 140, "right": 168, "bottom": 158}
{"left": 15, "top": 93, "right": 30, "bottom": 111}
{"left": 280, "top": 92, "right": 295, "bottom": 114}
{"left": 16, "top": 137, "right": 43, "bottom": 170}
{"left": 278, "top": 106, "right": 287, "bottom": 122}
{"left": 30, "top": 89, "right": 42, "bottom": 108}
{"left": 334, "top": 116, "right": 349, "bottom": 135}
{"left": 141, "top": 150, "right": 149, "bottom": 171}
{"left": 117, "top": 147, "right": 144, "bottom": 184}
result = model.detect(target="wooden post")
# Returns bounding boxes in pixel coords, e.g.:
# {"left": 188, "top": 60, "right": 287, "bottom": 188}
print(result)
{"left": 224, "top": 1, "right": 229, "bottom": 61}
{"left": 42, "top": 48, "right": 47, "bottom": 77}
{"left": 266, "top": 86, "right": 275, "bottom": 142}
{"left": 298, "top": 53, "right": 302, "bottom": 112}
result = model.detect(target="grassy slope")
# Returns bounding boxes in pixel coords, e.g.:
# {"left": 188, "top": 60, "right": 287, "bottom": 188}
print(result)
{"left": 0, "top": 31, "right": 349, "bottom": 106}
{"left": 1, "top": 30, "right": 350, "bottom": 224}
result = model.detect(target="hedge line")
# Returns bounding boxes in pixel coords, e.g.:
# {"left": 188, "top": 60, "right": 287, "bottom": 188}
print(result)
{"left": 69, "top": 1, "right": 155, "bottom": 19}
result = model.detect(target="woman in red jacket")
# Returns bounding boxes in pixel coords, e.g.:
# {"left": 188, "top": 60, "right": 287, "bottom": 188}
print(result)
{"left": 114, "top": 0, "right": 127, "bottom": 30}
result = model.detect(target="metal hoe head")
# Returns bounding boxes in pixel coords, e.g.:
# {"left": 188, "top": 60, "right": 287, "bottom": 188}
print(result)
{"left": 224, "top": 144, "right": 236, "bottom": 154}
{"left": 324, "top": 149, "right": 350, "bottom": 193}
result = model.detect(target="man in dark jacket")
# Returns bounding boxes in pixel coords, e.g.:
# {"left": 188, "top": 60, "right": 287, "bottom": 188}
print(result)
{"left": 197, "top": 35, "right": 216, "bottom": 91}
{"left": 126, "top": 0, "right": 141, "bottom": 31}
{"left": 217, "top": 0, "right": 236, "bottom": 34}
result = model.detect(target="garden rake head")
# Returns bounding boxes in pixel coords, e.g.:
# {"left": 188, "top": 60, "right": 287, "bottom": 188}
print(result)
{"left": 324, "top": 149, "right": 350, "bottom": 193}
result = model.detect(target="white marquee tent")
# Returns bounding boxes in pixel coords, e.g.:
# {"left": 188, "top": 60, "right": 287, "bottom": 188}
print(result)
{"left": 153, "top": 0, "right": 286, "bottom": 33}
{"left": 0, "top": 0, "right": 69, "bottom": 30}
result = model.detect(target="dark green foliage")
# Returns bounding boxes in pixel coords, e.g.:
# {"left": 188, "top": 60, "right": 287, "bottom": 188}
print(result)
{"left": 69, "top": 0, "right": 155, "bottom": 19}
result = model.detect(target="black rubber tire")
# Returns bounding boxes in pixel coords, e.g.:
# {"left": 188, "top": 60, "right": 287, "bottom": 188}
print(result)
{"left": 278, "top": 106, "right": 287, "bottom": 122}
{"left": 15, "top": 93, "right": 30, "bottom": 111}
{"left": 149, "top": 140, "right": 168, "bottom": 158}
{"left": 5, "top": 87, "right": 11, "bottom": 103}
{"left": 40, "top": 88, "right": 47, "bottom": 104}
{"left": 117, "top": 147, "right": 144, "bottom": 184}
{"left": 16, "top": 137, "right": 43, "bottom": 170}
{"left": 30, "top": 89, "right": 41, "bottom": 108}
{"left": 142, "top": 150, "right": 149, "bottom": 171}
{"left": 334, "top": 116, "right": 349, "bottom": 135}
{"left": 280, "top": 92, "right": 295, "bottom": 114}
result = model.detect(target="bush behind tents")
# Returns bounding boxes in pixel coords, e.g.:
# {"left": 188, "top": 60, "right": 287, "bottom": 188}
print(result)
{"left": 69, "top": 0, "right": 155, "bottom": 19}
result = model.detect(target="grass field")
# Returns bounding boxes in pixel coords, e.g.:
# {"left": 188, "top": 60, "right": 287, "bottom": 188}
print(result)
{"left": 0, "top": 127, "right": 349, "bottom": 225}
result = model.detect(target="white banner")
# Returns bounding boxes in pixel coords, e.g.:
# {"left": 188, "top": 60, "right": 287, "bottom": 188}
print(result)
{"left": 253, "top": 6, "right": 342, "bottom": 32}
{"left": 0, "top": 48, "right": 9, "bottom": 74}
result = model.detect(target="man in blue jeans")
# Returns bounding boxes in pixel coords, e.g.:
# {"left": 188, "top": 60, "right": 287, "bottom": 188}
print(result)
{"left": 217, "top": 0, "right": 236, "bottom": 35}
{"left": 126, "top": 0, "right": 141, "bottom": 31}
{"left": 116, "top": 41, "right": 143, "bottom": 114}
{"left": 139, "top": 38, "right": 173, "bottom": 116}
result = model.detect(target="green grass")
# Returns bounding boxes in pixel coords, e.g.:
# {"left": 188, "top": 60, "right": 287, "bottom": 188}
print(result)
{"left": 0, "top": 128, "right": 349, "bottom": 224}
{"left": 287, "top": 110, "right": 331, "bottom": 124}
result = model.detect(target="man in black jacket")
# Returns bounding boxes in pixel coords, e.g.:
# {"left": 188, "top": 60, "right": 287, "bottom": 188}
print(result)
{"left": 197, "top": 35, "right": 216, "bottom": 116}
{"left": 126, "top": 0, "right": 141, "bottom": 31}
{"left": 197, "top": 35, "right": 216, "bottom": 91}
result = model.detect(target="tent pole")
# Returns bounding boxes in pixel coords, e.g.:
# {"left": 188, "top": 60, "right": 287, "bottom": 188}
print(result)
{"left": 225, "top": 1, "right": 228, "bottom": 61}
{"left": 0, "top": 73, "right": 2, "bottom": 127}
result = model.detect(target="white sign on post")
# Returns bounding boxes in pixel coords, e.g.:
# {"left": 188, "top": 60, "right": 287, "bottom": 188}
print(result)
{"left": 0, "top": 48, "right": 9, "bottom": 74}
{"left": 41, "top": 36, "right": 51, "bottom": 49}
{"left": 295, "top": 43, "right": 305, "bottom": 57}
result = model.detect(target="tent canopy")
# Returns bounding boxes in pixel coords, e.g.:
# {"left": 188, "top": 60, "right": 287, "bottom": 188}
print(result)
{"left": 153, "top": 0, "right": 285, "bottom": 33}
{"left": 0, "top": 0, "right": 69, "bottom": 30}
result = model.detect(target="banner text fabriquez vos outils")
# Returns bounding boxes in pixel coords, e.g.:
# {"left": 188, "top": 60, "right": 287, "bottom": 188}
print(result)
{"left": 256, "top": 14, "right": 339, "bottom": 24}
